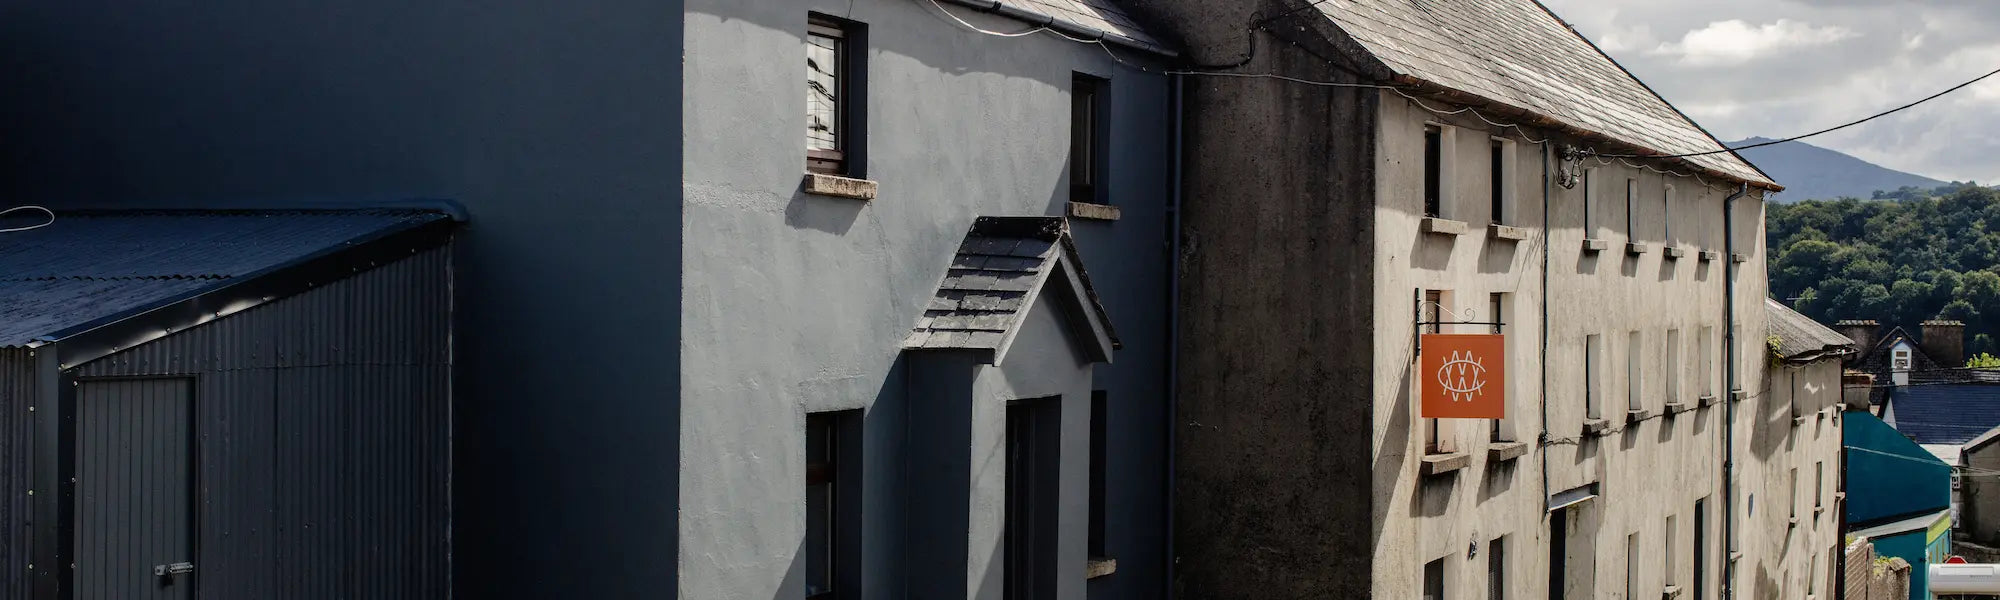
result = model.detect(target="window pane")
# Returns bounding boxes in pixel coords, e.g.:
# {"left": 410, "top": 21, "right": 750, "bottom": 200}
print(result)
{"left": 1071, "top": 77, "right": 1097, "bottom": 198}
{"left": 805, "top": 415, "right": 835, "bottom": 596}
{"left": 1490, "top": 140, "right": 1504, "bottom": 224}
{"left": 1424, "top": 126, "right": 1442, "bottom": 217}
{"left": 806, "top": 29, "right": 841, "bottom": 152}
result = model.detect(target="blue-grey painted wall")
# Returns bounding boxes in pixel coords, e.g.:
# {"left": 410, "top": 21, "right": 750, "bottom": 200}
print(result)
{"left": 0, "top": 2, "right": 685, "bottom": 597}
{"left": 682, "top": 0, "right": 1172, "bottom": 598}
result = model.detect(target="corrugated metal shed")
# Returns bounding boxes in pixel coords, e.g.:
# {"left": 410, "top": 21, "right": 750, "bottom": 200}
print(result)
{"left": 0, "top": 209, "right": 453, "bottom": 599}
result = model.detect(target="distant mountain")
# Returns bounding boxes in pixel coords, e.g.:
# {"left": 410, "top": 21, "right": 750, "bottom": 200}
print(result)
{"left": 1726, "top": 137, "right": 1946, "bottom": 203}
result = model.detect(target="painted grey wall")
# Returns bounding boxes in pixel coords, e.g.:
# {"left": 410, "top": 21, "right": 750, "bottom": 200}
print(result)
{"left": 681, "top": 0, "right": 1171, "bottom": 598}
{"left": 0, "top": 2, "right": 685, "bottom": 597}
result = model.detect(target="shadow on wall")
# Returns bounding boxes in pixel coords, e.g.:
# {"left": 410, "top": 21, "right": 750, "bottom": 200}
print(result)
{"left": 1378, "top": 360, "right": 1413, "bottom": 529}
{"left": 1748, "top": 376, "right": 1789, "bottom": 462}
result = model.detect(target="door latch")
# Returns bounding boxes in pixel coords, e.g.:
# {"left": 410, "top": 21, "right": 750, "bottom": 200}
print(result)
{"left": 153, "top": 562, "right": 194, "bottom": 576}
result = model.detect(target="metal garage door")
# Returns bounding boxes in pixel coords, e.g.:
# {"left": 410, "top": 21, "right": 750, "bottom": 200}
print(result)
{"left": 75, "top": 378, "right": 194, "bottom": 600}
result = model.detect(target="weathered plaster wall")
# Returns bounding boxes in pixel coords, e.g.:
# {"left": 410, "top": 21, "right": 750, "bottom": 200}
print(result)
{"left": 1965, "top": 439, "right": 2000, "bottom": 545}
{"left": 680, "top": 1, "right": 1171, "bottom": 598}
{"left": 1743, "top": 359, "right": 1845, "bottom": 600}
{"left": 0, "top": 3, "right": 685, "bottom": 597}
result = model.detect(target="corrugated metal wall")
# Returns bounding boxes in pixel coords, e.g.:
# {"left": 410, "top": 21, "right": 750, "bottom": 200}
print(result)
{"left": 0, "top": 350, "right": 33, "bottom": 600}
{"left": 74, "top": 245, "right": 451, "bottom": 599}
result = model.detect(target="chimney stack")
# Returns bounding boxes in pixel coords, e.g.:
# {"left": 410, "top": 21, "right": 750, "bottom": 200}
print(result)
{"left": 1922, "top": 320, "right": 1967, "bottom": 367}
{"left": 1835, "top": 319, "right": 1880, "bottom": 355}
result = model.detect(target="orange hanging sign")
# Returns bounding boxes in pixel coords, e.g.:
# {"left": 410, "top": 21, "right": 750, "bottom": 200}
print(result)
{"left": 1421, "top": 334, "right": 1506, "bottom": 419}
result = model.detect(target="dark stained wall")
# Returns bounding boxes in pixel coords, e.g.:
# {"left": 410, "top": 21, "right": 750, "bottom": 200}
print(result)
{"left": 1120, "top": 1, "right": 1382, "bottom": 596}
{"left": 0, "top": 2, "right": 684, "bottom": 597}
{"left": 71, "top": 246, "right": 452, "bottom": 599}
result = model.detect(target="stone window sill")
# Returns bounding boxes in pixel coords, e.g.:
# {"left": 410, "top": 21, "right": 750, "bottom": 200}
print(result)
{"left": 1067, "top": 201, "right": 1121, "bottom": 221}
{"left": 1665, "top": 401, "right": 1691, "bottom": 415}
{"left": 1729, "top": 389, "right": 1747, "bottom": 403}
{"left": 1582, "top": 418, "right": 1611, "bottom": 437}
{"left": 1664, "top": 247, "right": 1687, "bottom": 260}
{"left": 1422, "top": 217, "right": 1469, "bottom": 236}
{"left": 1086, "top": 557, "right": 1117, "bottom": 579}
{"left": 1700, "top": 250, "right": 1722, "bottom": 261}
{"left": 1730, "top": 252, "right": 1750, "bottom": 263}
{"left": 1488, "top": 441, "right": 1529, "bottom": 462}
{"left": 1582, "top": 238, "right": 1611, "bottom": 253}
{"left": 1421, "top": 452, "right": 1471, "bottom": 476}
{"left": 1626, "top": 242, "right": 1650, "bottom": 256}
{"left": 1698, "top": 394, "right": 1719, "bottom": 407}
{"left": 1663, "top": 584, "right": 1683, "bottom": 599}
{"left": 1488, "top": 223, "right": 1531, "bottom": 241}
{"left": 1626, "top": 408, "right": 1654, "bottom": 423}
{"left": 803, "top": 173, "right": 879, "bottom": 200}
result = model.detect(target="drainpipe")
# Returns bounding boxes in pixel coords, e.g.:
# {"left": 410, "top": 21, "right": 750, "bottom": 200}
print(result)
{"left": 1721, "top": 182, "right": 1748, "bottom": 600}
{"left": 1538, "top": 141, "right": 1552, "bottom": 508}
{"left": 1163, "top": 71, "right": 1184, "bottom": 600}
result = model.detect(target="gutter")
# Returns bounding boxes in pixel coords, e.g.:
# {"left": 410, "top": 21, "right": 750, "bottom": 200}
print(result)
{"left": 1162, "top": 72, "right": 1184, "bottom": 599}
{"left": 1538, "top": 140, "right": 1553, "bottom": 511}
{"left": 1721, "top": 182, "right": 1748, "bottom": 600}
{"left": 932, "top": 0, "right": 1180, "bottom": 58}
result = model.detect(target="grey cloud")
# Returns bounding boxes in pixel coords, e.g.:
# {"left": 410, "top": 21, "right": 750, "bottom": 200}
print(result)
{"left": 1541, "top": 0, "right": 2000, "bottom": 183}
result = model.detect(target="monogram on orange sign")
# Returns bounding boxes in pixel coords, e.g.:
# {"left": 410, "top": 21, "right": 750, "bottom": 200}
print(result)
{"left": 1420, "top": 334, "right": 1506, "bottom": 419}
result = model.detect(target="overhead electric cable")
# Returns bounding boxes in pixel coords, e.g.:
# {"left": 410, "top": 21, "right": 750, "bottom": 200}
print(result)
{"left": 1602, "top": 65, "right": 2000, "bottom": 159}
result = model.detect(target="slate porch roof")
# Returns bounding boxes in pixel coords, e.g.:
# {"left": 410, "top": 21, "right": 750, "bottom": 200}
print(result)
{"left": 1311, "top": 0, "right": 1775, "bottom": 188}
{"left": 0, "top": 209, "right": 450, "bottom": 348}
{"left": 905, "top": 216, "right": 1118, "bottom": 364}
{"left": 1766, "top": 298, "right": 1855, "bottom": 364}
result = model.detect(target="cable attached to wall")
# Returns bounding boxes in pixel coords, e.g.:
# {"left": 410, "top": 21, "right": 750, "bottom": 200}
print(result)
{"left": 0, "top": 206, "right": 54, "bottom": 233}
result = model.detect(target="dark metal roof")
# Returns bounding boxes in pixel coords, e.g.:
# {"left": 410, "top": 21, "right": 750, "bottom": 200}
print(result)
{"left": 1888, "top": 383, "right": 2000, "bottom": 445}
{"left": 0, "top": 210, "right": 449, "bottom": 348}
{"left": 1765, "top": 298, "right": 1854, "bottom": 364}
{"left": 904, "top": 216, "right": 1118, "bottom": 363}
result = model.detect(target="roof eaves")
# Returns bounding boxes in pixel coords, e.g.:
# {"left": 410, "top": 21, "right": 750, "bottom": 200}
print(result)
{"left": 933, "top": 0, "right": 1179, "bottom": 58}
{"left": 43, "top": 214, "right": 455, "bottom": 369}
{"left": 1523, "top": 0, "right": 1780, "bottom": 189}
{"left": 1388, "top": 74, "right": 1778, "bottom": 191}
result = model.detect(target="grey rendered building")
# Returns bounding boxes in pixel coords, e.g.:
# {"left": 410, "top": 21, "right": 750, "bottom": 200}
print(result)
{"left": 4, "top": 1, "right": 1175, "bottom": 599}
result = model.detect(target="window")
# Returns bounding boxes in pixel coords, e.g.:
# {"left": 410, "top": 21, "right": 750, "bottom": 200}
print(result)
{"left": 1491, "top": 138, "right": 1515, "bottom": 225}
{"left": 806, "top": 15, "right": 864, "bottom": 176}
{"left": 1893, "top": 348, "right": 1912, "bottom": 371}
{"left": 1424, "top": 556, "right": 1446, "bottom": 600}
{"left": 1814, "top": 462, "right": 1824, "bottom": 512}
{"left": 1423, "top": 290, "right": 1454, "bottom": 453}
{"left": 1808, "top": 554, "right": 1819, "bottom": 596}
{"left": 1585, "top": 334, "right": 1604, "bottom": 420}
{"left": 1694, "top": 499, "right": 1708, "bottom": 600}
{"left": 1491, "top": 293, "right": 1512, "bottom": 442}
{"left": 1626, "top": 532, "right": 1640, "bottom": 600}
{"left": 1424, "top": 125, "right": 1444, "bottom": 217}
{"left": 1089, "top": 391, "right": 1108, "bottom": 557}
{"left": 1625, "top": 178, "right": 1638, "bottom": 241}
{"left": 1488, "top": 536, "right": 1507, "bottom": 600}
{"left": 1549, "top": 508, "right": 1570, "bottom": 600}
{"left": 1627, "top": 331, "right": 1643, "bottom": 414}
{"left": 1664, "top": 515, "right": 1677, "bottom": 589}
{"left": 1005, "top": 398, "right": 1060, "bottom": 600}
{"left": 1788, "top": 467, "right": 1799, "bottom": 520}
{"left": 1070, "top": 74, "right": 1107, "bottom": 204}
{"left": 1582, "top": 168, "right": 1599, "bottom": 239}
{"left": 1663, "top": 184, "right": 1676, "bottom": 243}
{"left": 1699, "top": 327, "right": 1716, "bottom": 397}
{"left": 1666, "top": 329, "right": 1682, "bottom": 404}
{"left": 806, "top": 411, "right": 859, "bottom": 599}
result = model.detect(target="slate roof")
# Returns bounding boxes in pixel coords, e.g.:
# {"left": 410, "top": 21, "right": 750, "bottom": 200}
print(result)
{"left": 1765, "top": 299, "right": 1855, "bottom": 364}
{"left": 0, "top": 210, "right": 449, "bottom": 347}
{"left": 1312, "top": 0, "right": 1774, "bottom": 187}
{"left": 905, "top": 216, "right": 1118, "bottom": 363}
{"left": 1887, "top": 384, "right": 2000, "bottom": 446}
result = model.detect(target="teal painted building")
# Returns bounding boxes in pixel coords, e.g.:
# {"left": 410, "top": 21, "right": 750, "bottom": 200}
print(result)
{"left": 1847, "top": 409, "right": 1954, "bottom": 599}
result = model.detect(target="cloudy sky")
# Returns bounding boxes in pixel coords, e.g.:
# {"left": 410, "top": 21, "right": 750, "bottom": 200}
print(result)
{"left": 1538, "top": 0, "right": 2000, "bottom": 183}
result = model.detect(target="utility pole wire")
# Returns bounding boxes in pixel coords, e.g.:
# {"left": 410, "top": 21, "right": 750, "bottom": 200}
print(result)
{"left": 1603, "top": 65, "right": 2000, "bottom": 159}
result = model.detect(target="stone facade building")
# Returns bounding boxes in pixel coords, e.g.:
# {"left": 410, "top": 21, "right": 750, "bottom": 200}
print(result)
{"left": 1123, "top": 0, "right": 1844, "bottom": 597}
